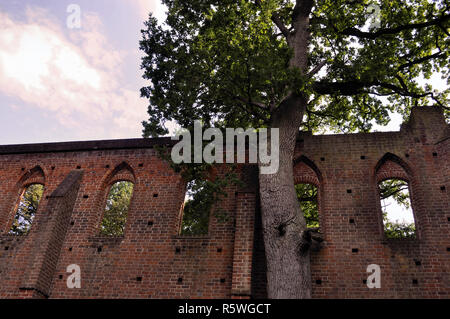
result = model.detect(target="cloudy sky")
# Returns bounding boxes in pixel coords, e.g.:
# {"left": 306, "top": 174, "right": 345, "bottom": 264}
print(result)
{"left": 0, "top": 0, "right": 167, "bottom": 145}
{"left": 1, "top": 0, "right": 446, "bottom": 147}
{"left": 0, "top": 0, "right": 430, "bottom": 222}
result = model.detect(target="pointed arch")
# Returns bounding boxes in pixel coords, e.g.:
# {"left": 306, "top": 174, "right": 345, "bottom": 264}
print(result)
{"left": 101, "top": 161, "right": 136, "bottom": 187}
{"left": 94, "top": 162, "right": 136, "bottom": 236}
{"left": 17, "top": 165, "right": 45, "bottom": 187}
{"left": 293, "top": 155, "right": 323, "bottom": 230}
{"left": 375, "top": 153, "right": 417, "bottom": 239}
{"left": 8, "top": 166, "right": 46, "bottom": 235}
{"left": 293, "top": 155, "right": 322, "bottom": 186}
{"left": 375, "top": 153, "right": 411, "bottom": 183}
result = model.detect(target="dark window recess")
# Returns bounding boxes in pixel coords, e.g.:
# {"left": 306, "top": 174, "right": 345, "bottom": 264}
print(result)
{"left": 362, "top": 279, "right": 367, "bottom": 284}
{"left": 153, "top": 193, "right": 158, "bottom": 197}
{"left": 412, "top": 279, "right": 418, "bottom": 285}
{"left": 405, "top": 153, "right": 409, "bottom": 158}
{"left": 147, "top": 221, "right": 153, "bottom": 226}
{"left": 69, "top": 247, "right": 73, "bottom": 252}
{"left": 136, "top": 277, "right": 142, "bottom": 282}
{"left": 51, "top": 166, "right": 55, "bottom": 170}
{"left": 352, "top": 248, "right": 359, "bottom": 253}
{"left": 440, "top": 186, "right": 446, "bottom": 191}
{"left": 447, "top": 247, "right": 450, "bottom": 252}
{"left": 347, "top": 189, "right": 352, "bottom": 193}
{"left": 177, "top": 277, "right": 183, "bottom": 283}
{"left": 414, "top": 260, "right": 421, "bottom": 266}
{"left": 4, "top": 246, "right": 9, "bottom": 251}
{"left": 76, "top": 166, "right": 81, "bottom": 169}
{"left": 360, "top": 156, "right": 366, "bottom": 160}
{"left": 105, "top": 165, "right": 110, "bottom": 168}
{"left": 217, "top": 248, "right": 222, "bottom": 253}
{"left": 21, "top": 167, "right": 25, "bottom": 171}
{"left": 83, "top": 195, "right": 89, "bottom": 199}
{"left": 447, "top": 217, "right": 450, "bottom": 222}
{"left": 349, "top": 218, "right": 355, "bottom": 224}
{"left": 175, "top": 247, "right": 181, "bottom": 253}
{"left": 70, "top": 221, "right": 75, "bottom": 225}
{"left": 220, "top": 278, "right": 226, "bottom": 283}
{"left": 432, "top": 152, "right": 438, "bottom": 157}
{"left": 315, "top": 279, "right": 322, "bottom": 285}
{"left": 59, "top": 275, "right": 63, "bottom": 280}
{"left": 320, "top": 157, "right": 325, "bottom": 161}
{"left": 97, "top": 246, "right": 102, "bottom": 253}
{"left": 138, "top": 163, "right": 144, "bottom": 167}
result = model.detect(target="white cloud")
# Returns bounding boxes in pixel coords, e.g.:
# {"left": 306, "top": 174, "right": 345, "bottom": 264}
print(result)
{"left": 0, "top": 6, "right": 148, "bottom": 140}
{"left": 132, "top": 0, "right": 167, "bottom": 23}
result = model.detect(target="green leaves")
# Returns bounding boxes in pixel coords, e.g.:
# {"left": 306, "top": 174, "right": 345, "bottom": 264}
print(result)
{"left": 100, "top": 181, "right": 134, "bottom": 236}
{"left": 378, "top": 179, "right": 416, "bottom": 239}
{"left": 295, "top": 183, "right": 320, "bottom": 229}
{"left": 9, "top": 184, "right": 44, "bottom": 235}
{"left": 141, "top": 0, "right": 448, "bottom": 138}
{"left": 308, "top": 0, "right": 449, "bottom": 131}
{"left": 180, "top": 169, "right": 242, "bottom": 236}
{"left": 140, "top": 0, "right": 298, "bottom": 135}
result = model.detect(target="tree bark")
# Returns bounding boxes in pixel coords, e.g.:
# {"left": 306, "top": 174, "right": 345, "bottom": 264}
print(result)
{"left": 258, "top": 94, "right": 311, "bottom": 299}
{"left": 257, "top": 0, "right": 313, "bottom": 299}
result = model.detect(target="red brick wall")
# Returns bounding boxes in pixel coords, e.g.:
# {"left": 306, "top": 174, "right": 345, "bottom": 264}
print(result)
{"left": 0, "top": 106, "right": 448, "bottom": 298}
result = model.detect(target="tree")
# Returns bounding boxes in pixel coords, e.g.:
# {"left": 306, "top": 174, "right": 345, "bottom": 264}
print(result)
{"left": 9, "top": 184, "right": 44, "bottom": 235}
{"left": 100, "top": 181, "right": 134, "bottom": 236}
{"left": 378, "top": 179, "right": 416, "bottom": 239}
{"left": 180, "top": 179, "right": 211, "bottom": 235}
{"left": 140, "top": 0, "right": 449, "bottom": 298}
{"left": 295, "top": 183, "right": 319, "bottom": 228}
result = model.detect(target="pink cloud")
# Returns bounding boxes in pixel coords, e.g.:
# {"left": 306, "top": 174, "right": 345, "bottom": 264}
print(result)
{"left": 0, "top": 6, "right": 148, "bottom": 140}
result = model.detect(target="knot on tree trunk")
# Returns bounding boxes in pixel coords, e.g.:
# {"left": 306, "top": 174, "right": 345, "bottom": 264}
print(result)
{"left": 299, "top": 228, "right": 323, "bottom": 255}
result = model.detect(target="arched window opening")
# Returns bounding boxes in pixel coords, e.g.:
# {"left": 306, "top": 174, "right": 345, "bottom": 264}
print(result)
{"left": 9, "top": 184, "right": 44, "bottom": 235}
{"left": 100, "top": 181, "right": 134, "bottom": 236}
{"left": 378, "top": 179, "right": 416, "bottom": 239}
{"left": 180, "top": 179, "right": 211, "bottom": 236}
{"left": 295, "top": 183, "right": 319, "bottom": 229}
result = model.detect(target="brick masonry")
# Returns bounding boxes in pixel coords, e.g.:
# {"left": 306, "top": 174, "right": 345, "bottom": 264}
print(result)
{"left": 0, "top": 106, "right": 448, "bottom": 298}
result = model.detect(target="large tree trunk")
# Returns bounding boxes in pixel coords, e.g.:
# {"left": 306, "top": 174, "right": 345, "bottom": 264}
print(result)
{"left": 257, "top": 0, "right": 314, "bottom": 298}
{"left": 258, "top": 95, "right": 311, "bottom": 299}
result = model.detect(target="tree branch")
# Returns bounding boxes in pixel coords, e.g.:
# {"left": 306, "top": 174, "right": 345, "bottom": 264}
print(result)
{"left": 339, "top": 14, "right": 450, "bottom": 39}
{"left": 398, "top": 51, "right": 446, "bottom": 70}
{"left": 308, "top": 60, "right": 327, "bottom": 77}
{"left": 255, "top": 0, "right": 290, "bottom": 39}
{"left": 312, "top": 78, "right": 447, "bottom": 109}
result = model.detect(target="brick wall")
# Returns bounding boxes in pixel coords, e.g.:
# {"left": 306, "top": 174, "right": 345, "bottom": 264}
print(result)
{"left": 0, "top": 106, "right": 448, "bottom": 298}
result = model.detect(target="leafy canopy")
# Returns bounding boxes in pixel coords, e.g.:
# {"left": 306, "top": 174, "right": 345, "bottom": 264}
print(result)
{"left": 100, "top": 181, "right": 134, "bottom": 236}
{"left": 379, "top": 179, "right": 416, "bottom": 239}
{"left": 295, "top": 183, "right": 320, "bottom": 228}
{"left": 9, "top": 184, "right": 44, "bottom": 235}
{"left": 140, "top": 0, "right": 449, "bottom": 136}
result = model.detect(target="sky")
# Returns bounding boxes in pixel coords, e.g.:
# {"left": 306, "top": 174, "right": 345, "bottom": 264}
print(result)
{"left": 0, "top": 0, "right": 166, "bottom": 145}
{"left": 0, "top": 1, "right": 442, "bottom": 224}
{"left": 0, "top": 1, "right": 445, "bottom": 145}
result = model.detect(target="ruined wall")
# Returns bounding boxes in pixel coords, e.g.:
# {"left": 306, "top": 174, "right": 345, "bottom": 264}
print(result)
{"left": 0, "top": 106, "right": 448, "bottom": 298}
